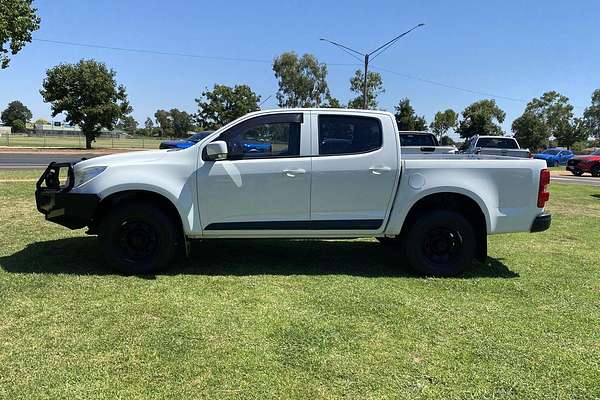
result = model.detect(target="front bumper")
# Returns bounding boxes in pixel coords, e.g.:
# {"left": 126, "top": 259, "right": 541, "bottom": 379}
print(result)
{"left": 35, "top": 162, "right": 100, "bottom": 229}
{"left": 530, "top": 213, "right": 551, "bottom": 233}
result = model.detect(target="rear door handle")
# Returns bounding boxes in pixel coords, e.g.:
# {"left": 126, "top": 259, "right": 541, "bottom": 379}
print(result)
{"left": 369, "top": 166, "right": 391, "bottom": 175}
{"left": 282, "top": 168, "right": 306, "bottom": 177}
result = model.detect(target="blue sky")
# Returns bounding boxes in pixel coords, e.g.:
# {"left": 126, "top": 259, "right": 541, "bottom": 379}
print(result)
{"left": 1, "top": 0, "right": 598, "bottom": 136}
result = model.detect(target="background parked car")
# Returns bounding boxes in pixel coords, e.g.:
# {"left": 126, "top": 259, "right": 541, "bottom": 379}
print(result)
{"left": 461, "top": 135, "right": 531, "bottom": 158}
{"left": 398, "top": 131, "right": 458, "bottom": 154}
{"left": 533, "top": 148, "right": 574, "bottom": 167}
{"left": 566, "top": 149, "right": 600, "bottom": 177}
{"left": 159, "top": 131, "right": 213, "bottom": 149}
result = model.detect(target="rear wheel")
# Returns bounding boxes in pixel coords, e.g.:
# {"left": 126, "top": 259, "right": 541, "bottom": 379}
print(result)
{"left": 98, "top": 202, "right": 179, "bottom": 275}
{"left": 402, "top": 210, "right": 476, "bottom": 276}
{"left": 546, "top": 160, "right": 555, "bottom": 167}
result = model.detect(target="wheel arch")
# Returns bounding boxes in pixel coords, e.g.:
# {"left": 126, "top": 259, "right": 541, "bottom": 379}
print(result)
{"left": 88, "top": 190, "right": 185, "bottom": 238}
{"left": 399, "top": 192, "right": 488, "bottom": 263}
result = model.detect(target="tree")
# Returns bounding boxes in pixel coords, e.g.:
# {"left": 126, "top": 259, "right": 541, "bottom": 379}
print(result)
{"left": 40, "top": 59, "right": 131, "bottom": 149}
{"left": 117, "top": 115, "right": 138, "bottom": 135}
{"left": 1, "top": 100, "right": 32, "bottom": 125}
{"left": 523, "top": 91, "right": 579, "bottom": 149}
{"left": 430, "top": 109, "right": 458, "bottom": 141}
{"left": 0, "top": 0, "right": 40, "bottom": 68}
{"left": 272, "top": 52, "right": 331, "bottom": 108}
{"left": 348, "top": 70, "right": 384, "bottom": 109}
{"left": 583, "top": 89, "right": 600, "bottom": 142}
{"left": 170, "top": 108, "right": 194, "bottom": 137}
{"left": 394, "top": 98, "right": 427, "bottom": 131}
{"left": 195, "top": 84, "right": 260, "bottom": 129}
{"left": 456, "top": 99, "right": 505, "bottom": 138}
{"left": 511, "top": 112, "right": 547, "bottom": 151}
{"left": 154, "top": 109, "right": 172, "bottom": 136}
{"left": 34, "top": 117, "right": 49, "bottom": 125}
{"left": 144, "top": 117, "right": 154, "bottom": 136}
{"left": 11, "top": 118, "right": 26, "bottom": 132}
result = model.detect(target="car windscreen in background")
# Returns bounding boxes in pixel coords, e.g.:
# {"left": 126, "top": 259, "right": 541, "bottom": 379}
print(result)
{"left": 399, "top": 134, "right": 436, "bottom": 147}
{"left": 477, "top": 138, "right": 519, "bottom": 149}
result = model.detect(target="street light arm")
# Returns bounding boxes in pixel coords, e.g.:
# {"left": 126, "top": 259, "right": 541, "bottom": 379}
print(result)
{"left": 368, "top": 23, "right": 425, "bottom": 60}
{"left": 319, "top": 38, "right": 365, "bottom": 57}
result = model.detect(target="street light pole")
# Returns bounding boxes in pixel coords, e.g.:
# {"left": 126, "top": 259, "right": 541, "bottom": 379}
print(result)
{"left": 321, "top": 23, "right": 425, "bottom": 109}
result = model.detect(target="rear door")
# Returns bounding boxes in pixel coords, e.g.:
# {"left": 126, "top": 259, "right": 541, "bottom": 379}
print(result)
{"left": 309, "top": 112, "right": 399, "bottom": 234}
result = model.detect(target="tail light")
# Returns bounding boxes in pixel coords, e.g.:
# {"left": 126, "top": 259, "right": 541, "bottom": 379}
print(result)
{"left": 537, "top": 169, "right": 550, "bottom": 208}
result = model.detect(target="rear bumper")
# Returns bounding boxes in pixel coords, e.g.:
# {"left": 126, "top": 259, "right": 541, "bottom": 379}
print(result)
{"left": 35, "top": 190, "right": 100, "bottom": 229}
{"left": 530, "top": 213, "right": 551, "bottom": 233}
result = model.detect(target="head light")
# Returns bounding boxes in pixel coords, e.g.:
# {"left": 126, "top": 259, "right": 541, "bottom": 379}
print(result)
{"left": 74, "top": 166, "right": 107, "bottom": 187}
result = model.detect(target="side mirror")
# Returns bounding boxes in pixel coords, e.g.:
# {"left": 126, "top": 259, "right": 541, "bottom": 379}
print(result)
{"left": 205, "top": 141, "right": 228, "bottom": 161}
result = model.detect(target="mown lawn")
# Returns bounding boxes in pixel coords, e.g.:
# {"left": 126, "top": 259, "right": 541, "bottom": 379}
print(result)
{"left": 0, "top": 170, "right": 598, "bottom": 399}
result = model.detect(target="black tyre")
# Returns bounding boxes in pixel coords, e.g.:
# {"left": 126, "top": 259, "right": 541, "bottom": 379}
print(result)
{"left": 571, "top": 168, "right": 583, "bottom": 176}
{"left": 98, "top": 202, "right": 179, "bottom": 275}
{"left": 376, "top": 237, "right": 400, "bottom": 245}
{"left": 402, "top": 210, "right": 476, "bottom": 277}
{"left": 547, "top": 160, "right": 555, "bottom": 167}
{"left": 591, "top": 165, "right": 600, "bottom": 177}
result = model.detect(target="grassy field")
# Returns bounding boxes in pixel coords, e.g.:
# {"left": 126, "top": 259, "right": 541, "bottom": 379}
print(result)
{"left": 0, "top": 134, "right": 165, "bottom": 149}
{"left": 0, "top": 170, "right": 599, "bottom": 399}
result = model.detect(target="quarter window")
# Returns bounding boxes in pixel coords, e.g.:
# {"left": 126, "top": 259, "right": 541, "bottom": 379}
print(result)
{"left": 318, "top": 115, "right": 382, "bottom": 155}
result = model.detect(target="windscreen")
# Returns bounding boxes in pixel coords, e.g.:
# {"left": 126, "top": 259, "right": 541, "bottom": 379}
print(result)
{"left": 399, "top": 134, "right": 436, "bottom": 147}
{"left": 477, "top": 137, "right": 519, "bottom": 149}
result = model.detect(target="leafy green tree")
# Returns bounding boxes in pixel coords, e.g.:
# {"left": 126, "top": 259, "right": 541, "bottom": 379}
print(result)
{"left": 272, "top": 52, "right": 331, "bottom": 108}
{"left": 40, "top": 59, "right": 131, "bottom": 149}
{"left": 441, "top": 136, "right": 456, "bottom": 146}
{"left": 511, "top": 112, "right": 547, "bottom": 150}
{"left": 323, "top": 96, "right": 343, "bottom": 108}
{"left": 348, "top": 70, "right": 384, "bottom": 109}
{"left": 430, "top": 109, "right": 458, "bottom": 141}
{"left": 456, "top": 99, "right": 505, "bottom": 138}
{"left": 1, "top": 100, "right": 32, "bottom": 125}
{"left": 583, "top": 89, "right": 600, "bottom": 143}
{"left": 11, "top": 118, "right": 26, "bottom": 132}
{"left": 170, "top": 108, "right": 194, "bottom": 137}
{"left": 34, "top": 117, "right": 49, "bottom": 125}
{"left": 144, "top": 117, "right": 154, "bottom": 136}
{"left": 555, "top": 117, "right": 588, "bottom": 150}
{"left": 117, "top": 115, "right": 138, "bottom": 135}
{"left": 0, "top": 0, "right": 40, "bottom": 68}
{"left": 154, "top": 109, "right": 172, "bottom": 136}
{"left": 195, "top": 84, "right": 260, "bottom": 129}
{"left": 394, "top": 98, "right": 427, "bottom": 131}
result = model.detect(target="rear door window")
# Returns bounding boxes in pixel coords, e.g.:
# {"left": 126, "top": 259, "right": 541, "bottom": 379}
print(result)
{"left": 318, "top": 115, "right": 382, "bottom": 155}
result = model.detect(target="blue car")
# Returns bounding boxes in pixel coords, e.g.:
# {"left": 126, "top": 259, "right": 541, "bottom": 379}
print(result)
{"left": 159, "top": 131, "right": 213, "bottom": 149}
{"left": 533, "top": 148, "right": 574, "bottom": 167}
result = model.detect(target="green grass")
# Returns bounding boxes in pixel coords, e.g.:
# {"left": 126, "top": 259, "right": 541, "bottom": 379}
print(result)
{"left": 0, "top": 134, "right": 164, "bottom": 149}
{"left": 1, "top": 171, "right": 599, "bottom": 399}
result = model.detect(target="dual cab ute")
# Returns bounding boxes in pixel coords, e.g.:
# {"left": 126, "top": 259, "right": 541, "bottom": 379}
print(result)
{"left": 35, "top": 109, "right": 551, "bottom": 276}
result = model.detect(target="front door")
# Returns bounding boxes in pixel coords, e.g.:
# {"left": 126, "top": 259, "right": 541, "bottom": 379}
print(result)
{"left": 197, "top": 112, "right": 311, "bottom": 235}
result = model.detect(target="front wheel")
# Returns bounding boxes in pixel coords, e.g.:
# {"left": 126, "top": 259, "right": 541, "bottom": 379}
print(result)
{"left": 98, "top": 202, "right": 179, "bottom": 275}
{"left": 402, "top": 210, "right": 476, "bottom": 276}
{"left": 591, "top": 165, "right": 600, "bottom": 177}
{"left": 571, "top": 169, "right": 583, "bottom": 176}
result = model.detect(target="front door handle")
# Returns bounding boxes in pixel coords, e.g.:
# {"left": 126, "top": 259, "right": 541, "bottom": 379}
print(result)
{"left": 369, "top": 166, "right": 391, "bottom": 175}
{"left": 282, "top": 168, "right": 306, "bottom": 177}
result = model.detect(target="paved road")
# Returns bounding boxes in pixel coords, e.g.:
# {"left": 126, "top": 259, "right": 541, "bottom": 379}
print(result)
{"left": 551, "top": 175, "right": 600, "bottom": 187}
{"left": 0, "top": 153, "right": 99, "bottom": 169}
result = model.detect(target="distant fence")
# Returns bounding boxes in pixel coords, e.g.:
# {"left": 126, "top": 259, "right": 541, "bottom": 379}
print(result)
{"left": 0, "top": 132, "right": 177, "bottom": 149}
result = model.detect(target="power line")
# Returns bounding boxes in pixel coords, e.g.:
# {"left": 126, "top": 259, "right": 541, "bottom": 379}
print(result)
{"left": 32, "top": 38, "right": 358, "bottom": 66}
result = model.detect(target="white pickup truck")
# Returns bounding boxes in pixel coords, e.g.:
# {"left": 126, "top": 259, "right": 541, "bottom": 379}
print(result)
{"left": 462, "top": 135, "right": 531, "bottom": 158}
{"left": 35, "top": 109, "right": 551, "bottom": 276}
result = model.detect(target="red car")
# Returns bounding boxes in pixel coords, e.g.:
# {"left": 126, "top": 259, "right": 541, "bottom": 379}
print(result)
{"left": 566, "top": 149, "right": 600, "bottom": 177}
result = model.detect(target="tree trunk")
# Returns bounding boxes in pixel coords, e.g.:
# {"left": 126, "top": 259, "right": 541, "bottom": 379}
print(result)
{"left": 85, "top": 133, "right": 93, "bottom": 149}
